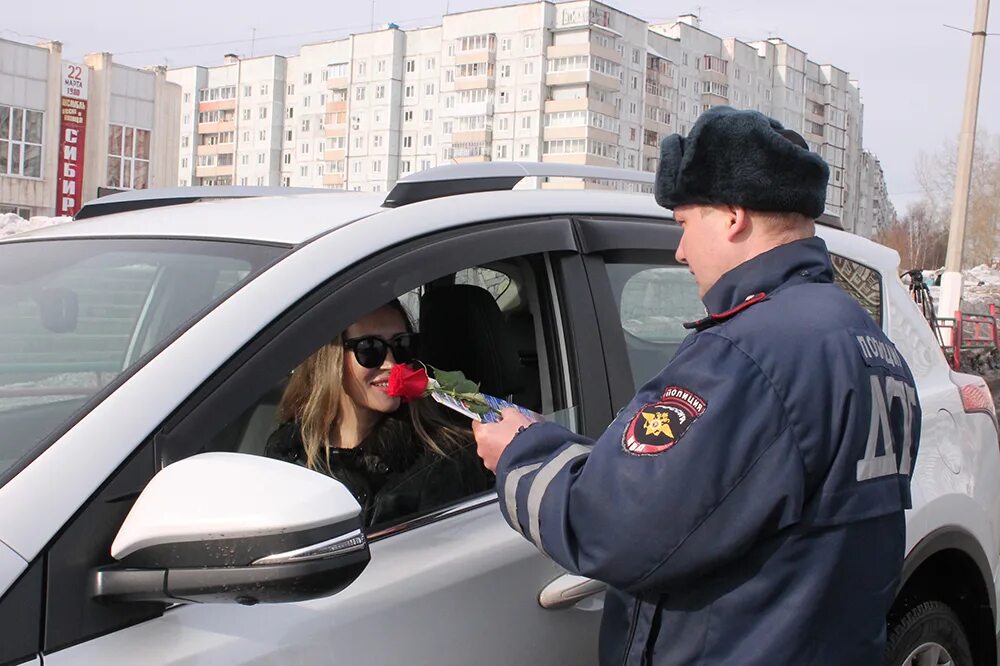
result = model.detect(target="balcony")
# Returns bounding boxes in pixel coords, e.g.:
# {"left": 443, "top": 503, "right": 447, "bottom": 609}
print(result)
{"left": 324, "top": 126, "right": 347, "bottom": 138}
{"left": 197, "top": 99, "right": 236, "bottom": 112}
{"left": 195, "top": 164, "right": 236, "bottom": 179}
{"left": 452, "top": 129, "right": 492, "bottom": 144}
{"left": 323, "top": 173, "right": 345, "bottom": 187}
{"left": 325, "top": 99, "right": 348, "bottom": 114}
{"left": 323, "top": 148, "right": 346, "bottom": 162}
{"left": 455, "top": 75, "right": 495, "bottom": 91}
{"left": 195, "top": 143, "right": 235, "bottom": 156}
{"left": 197, "top": 120, "right": 236, "bottom": 134}
{"left": 546, "top": 68, "right": 619, "bottom": 91}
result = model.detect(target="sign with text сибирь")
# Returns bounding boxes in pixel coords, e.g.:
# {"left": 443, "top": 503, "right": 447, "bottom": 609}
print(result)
{"left": 56, "top": 62, "right": 89, "bottom": 216}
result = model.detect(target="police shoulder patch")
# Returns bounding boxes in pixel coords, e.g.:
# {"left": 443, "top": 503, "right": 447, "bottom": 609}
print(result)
{"left": 622, "top": 386, "right": 707, "bottom": 456}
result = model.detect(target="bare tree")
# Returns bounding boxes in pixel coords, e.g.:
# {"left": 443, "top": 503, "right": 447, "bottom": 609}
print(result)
{"left": 914, "top": 132, "right": 1000, "bottom": 268}
{"left": 875, "top": 201, "right": 948, "bottom": 270}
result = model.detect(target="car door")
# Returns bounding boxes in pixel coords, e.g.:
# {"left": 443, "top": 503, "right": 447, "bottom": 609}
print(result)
{"left": 40, "top": 216, "right": 610, "bottom": 665}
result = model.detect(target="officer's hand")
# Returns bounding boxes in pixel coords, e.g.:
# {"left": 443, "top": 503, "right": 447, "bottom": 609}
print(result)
{"left": 472, "top": 408, "right": 534, "bottom": 472}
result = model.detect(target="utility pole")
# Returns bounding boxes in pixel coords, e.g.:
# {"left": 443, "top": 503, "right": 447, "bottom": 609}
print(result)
{"left": 938, "top": 0, "right": 991, "bottom": 322}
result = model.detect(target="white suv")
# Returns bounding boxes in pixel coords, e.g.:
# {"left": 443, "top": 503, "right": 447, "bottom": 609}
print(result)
{"left": 0, "top": 163, "right": 996, "bottom": 666}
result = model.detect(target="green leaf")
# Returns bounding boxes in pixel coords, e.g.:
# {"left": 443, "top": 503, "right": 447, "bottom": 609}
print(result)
{"left": 466, "top": 402, "right": 492, "bottom": 415}
{"left": 434, "top": 369, "right": 468, "bottom": 390}
{"left": 452, "top": 379, "right": 480, "bottom": 394}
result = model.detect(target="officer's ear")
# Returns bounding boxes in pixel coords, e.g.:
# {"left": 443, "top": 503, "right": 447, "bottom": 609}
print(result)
{"left": 725, "top": 205, "right": 752, "bottom": 242}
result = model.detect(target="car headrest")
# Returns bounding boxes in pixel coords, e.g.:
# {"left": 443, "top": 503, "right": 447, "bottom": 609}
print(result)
{"left": 419, "top": 284, "right": 524, "bottom": 398}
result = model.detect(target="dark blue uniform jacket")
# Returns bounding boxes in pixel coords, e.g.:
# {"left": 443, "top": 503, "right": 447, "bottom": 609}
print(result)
{"left": 495, "top": 237, "right": 919, "bottom": 665}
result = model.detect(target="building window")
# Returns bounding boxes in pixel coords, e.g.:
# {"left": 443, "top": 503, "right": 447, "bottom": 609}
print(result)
{"left": 521, "top": 115, "right": 531, "bottom": 130}
{"left": 497, "top": 117, "right": 509, "bottom": 130}
{"left": 260, "top": 83, "right": 269, "bottom": 95}
{"left": 404, "top": 110, "right": 413, "bottom": 122}
{"left": 405, "top": 85, "right": 414, "bottom": 98}
{"left": 372, "top": 159, "right": 382, "bottom": 173}
{"left": 358, "top": 61, "right": 367, "bottom": 76}
{"left": 288, "top": 83, "right": 295, "bottom": 95}
{"left": 106, "top": 124, "right": 150, "bottom": 189}
{"left": 426, "top": 57, "right": 435, "bottom": 71}
{"left": 259, "top": 130, "right": 267, "bottom": 140}
{"left": 424, "top": 109, "right": 433, "bottom": 122}
{"left": 303, "top": 96, "right": 311, "bottom": 108}
{"left": 0, "top": 106, "right": 44, "bottom": 179}
{"left": 373, "top": 134, "right": 383, "bottom": 148}
{"left": 375, "top": 85, "right": 385, "bottom": 100}
{"left": 500, "top": 64, "right": 511, "bottom": 78}
{"left": 524, "top": 61, "right": 534, "bottom": 76}
{"left": 243, "top": 85, "right": 252, "bottom": 97}
{"left": 243, "top": 130, "right": 251, "bottom": 142}
{"left": 377, "top": 59, "right": 386, "bottom": 73}
{"left": 301, "top": 142, "right": 310, "bottom": 154}
{"left": 499, "top": 90, "right": 509, "bottom": 104}
{"left": 405, "top": 59, "right": 416, "bottom": 73}
{"left": 300, "top": 165, "right": 309, "bottom": 177}
{"left": 183, "top": 92, "right": 191, "bottom": 103}
{"left": 355, "top": 86, "right": 366, "bottom": 101}
{"left": 258, "top": 153, "right": 265, "bottom": 164}
{"left": 286, "top": 129, "right": 293, "bottom": 141}
{"left": 524, "top": 34, "right": 534, "bottom": 50}
{"left": 446, "top": 69, "right": 455, "bottom": 83}
{"left": 259, "top": 107, "right": 268, "bottom": 119}
{"left": 181, "top": 135, "right": 189, "bottom": 148}
{"left": 180, "top": 157, "right": 188, "bottom": 168}
{"left": 501, "top": 37, "right": 511, "bottom": 51}
{"left": 496, "top": 144, "right": 508, "bottom": 159}
{"left": 183, "top": 113, "right": 190, "bottom": 124}
{"left": 242, "top": 154, "right": 250, "bottom": 165}
{"left": 401, "top": 160, "right": 411, "bottom": 173}
{"left": 423, "top": 134, "right": 432, "bottom": 147}
{"left": 301, "top": 119, "right": 310, "bottom": 132}
{"left": 283, "top": 153, "right": 291, "bottom": 165}
{"left": 520, "top": 88, "right": 533, "bottom": 103}
{"left": 425, "top": 83, "right": 435, "bottom": 96}
{"left": 304, "top": 72, "right": 312, "bottom": 85}
{"left": 403, "top": 135, "right": 413, "bottom": 148}
{"left": 519, "top": 142, "right": 530, "bottom": 158}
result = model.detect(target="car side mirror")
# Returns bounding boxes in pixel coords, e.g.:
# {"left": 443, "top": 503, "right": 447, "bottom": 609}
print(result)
{"left": 92, "top": 452, "right": 369, "bottom": 605}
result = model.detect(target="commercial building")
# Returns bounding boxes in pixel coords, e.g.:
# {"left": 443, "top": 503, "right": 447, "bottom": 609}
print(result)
{"left": 0, "top": 38, "right": 180, "bottom": 217}
{"left": 167, "top": 1, "right": 881, "bottom": 235}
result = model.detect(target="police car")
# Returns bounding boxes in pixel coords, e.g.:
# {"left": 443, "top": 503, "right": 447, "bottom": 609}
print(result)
{"left": 0, "top": 163, "right": 996, "bottom": 666}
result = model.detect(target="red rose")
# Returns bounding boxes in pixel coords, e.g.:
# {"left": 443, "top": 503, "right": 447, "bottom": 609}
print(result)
{"left": 387, "top": 364, "right": 429, "bottom": 403}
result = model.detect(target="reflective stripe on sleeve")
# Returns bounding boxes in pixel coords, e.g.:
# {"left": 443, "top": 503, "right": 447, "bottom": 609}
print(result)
{"left": 504, "top": 462, "right": 543, "bottom": 537}
{"left": 527, "top": 443, "right": 592, "bottom": 556}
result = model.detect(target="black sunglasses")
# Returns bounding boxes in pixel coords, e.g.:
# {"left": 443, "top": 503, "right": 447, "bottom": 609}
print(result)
{"left": 342, "top": 333, "right": 419, "bottom": 369}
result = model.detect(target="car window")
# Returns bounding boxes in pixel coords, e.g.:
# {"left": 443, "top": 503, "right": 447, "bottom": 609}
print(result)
{"left": 0, "top": 238, "right": 283, "bottom": 481}
{"left": 831, "top": 254, "right": 883, "bottom": 326}
{"left": 203, "top": 254, "right": 578, "bottom": 534}
{"left": 603, "top": 257, "right": 705, "bottom": 390}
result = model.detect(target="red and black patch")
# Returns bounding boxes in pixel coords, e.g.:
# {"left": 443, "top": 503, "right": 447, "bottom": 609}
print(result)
{"left": 622, "top": 386, "right": 707, "bottom": 456}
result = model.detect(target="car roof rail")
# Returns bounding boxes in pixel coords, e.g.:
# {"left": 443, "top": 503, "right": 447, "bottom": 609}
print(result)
{"left": 381, "top": 161, "right": 655, "bottom": 208}
{"left": 75, "top": 186, "right": 339, "bottom": 220}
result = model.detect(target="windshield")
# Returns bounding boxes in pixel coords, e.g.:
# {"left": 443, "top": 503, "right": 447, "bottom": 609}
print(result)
{"left": 0, "top": 237, "right": 285, "bottom": 481}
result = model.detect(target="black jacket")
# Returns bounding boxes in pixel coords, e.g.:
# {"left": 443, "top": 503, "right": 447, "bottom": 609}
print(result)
{"left": 264, "top": 409, "right": 493, "bottom": 528}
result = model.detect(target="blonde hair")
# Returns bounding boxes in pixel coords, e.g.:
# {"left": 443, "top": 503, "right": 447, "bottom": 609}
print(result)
{"left": 278, "top": 302, "right": 472, "bottom": 473}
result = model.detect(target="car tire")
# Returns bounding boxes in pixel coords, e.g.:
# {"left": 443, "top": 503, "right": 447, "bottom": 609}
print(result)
{"left": 885, "top": 600, "right": 973, "bottom": 666}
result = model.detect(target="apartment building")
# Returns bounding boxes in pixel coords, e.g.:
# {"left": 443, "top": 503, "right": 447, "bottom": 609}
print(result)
{"left": 167, "top": 0, "right": 880, "bottom": 234}
{"left": 858, "top": 151, "right": 896, "bottom": 238}
{"left": 0, "top": 38, "right": 180, "bottom": 217}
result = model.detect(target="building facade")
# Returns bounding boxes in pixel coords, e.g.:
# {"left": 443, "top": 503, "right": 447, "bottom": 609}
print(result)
{"left": 167, "top": 0, "right": 882, "bottom": 235}
{"left": 858, "top": 151, "right": 896, "bottom": 238}
{"left": 0, "top": 38, "right": 180, "bottom": 218}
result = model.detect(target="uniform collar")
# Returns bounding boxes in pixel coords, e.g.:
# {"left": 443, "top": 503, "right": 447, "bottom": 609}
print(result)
{"left": 691, "top": 237, "right": 834, "bottom": 329}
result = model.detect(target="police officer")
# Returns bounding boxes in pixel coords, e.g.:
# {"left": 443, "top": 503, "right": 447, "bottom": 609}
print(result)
{"left": 473, "top": 106, "right": 919, "bottom": 665}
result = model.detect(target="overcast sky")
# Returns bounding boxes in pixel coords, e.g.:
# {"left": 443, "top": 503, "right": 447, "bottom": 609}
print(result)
{"left": 9, "top": 0, "right": 998, "bottom": 214}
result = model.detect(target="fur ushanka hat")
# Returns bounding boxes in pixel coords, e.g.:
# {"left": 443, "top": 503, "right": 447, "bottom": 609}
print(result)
{"left": 654, "top": 106, "right": 830, "bottom": 218}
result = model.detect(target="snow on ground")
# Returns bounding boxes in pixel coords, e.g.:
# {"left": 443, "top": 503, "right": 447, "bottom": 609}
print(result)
{"left": 0, "top": 213, "right": 72, "bottom": 238}
{"left": 923, "top": 264, "right": 1000, "bottom": 314}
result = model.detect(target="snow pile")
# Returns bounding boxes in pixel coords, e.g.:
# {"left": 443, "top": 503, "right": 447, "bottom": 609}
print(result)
{"left": 926, "top": 264, "right": 1000, "bottom": 314}
{"left": 0, "top": 213, "right": 72, "bottom": 238}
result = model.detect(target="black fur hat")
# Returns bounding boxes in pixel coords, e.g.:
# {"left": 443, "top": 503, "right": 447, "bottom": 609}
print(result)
{"left": 654, "top": 106, "right": 830, "bottom": 218}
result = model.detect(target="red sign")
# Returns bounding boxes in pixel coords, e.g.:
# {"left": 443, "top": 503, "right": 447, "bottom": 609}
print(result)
{"left": 56, "top": 63, "right": 88, "bottom": 217}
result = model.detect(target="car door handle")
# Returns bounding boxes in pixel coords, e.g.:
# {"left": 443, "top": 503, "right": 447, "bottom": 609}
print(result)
{"left": 538, "top": 573, "right": 607, "bottom": 610}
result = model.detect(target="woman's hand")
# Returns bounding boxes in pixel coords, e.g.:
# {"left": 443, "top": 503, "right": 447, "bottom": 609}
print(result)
{"left": 472, "top": 408, "right": 534, "bottom": 472}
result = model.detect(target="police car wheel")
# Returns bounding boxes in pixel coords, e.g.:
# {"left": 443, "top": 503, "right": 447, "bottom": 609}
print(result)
{"left": 885, "top": 600, "right": 973, "bottom": 666}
